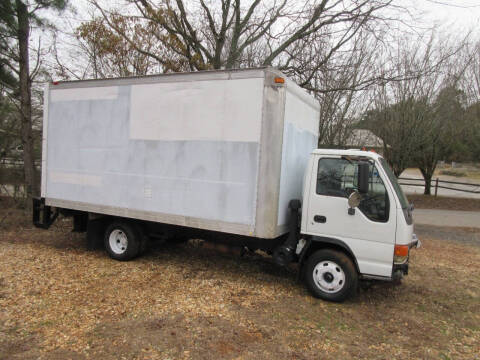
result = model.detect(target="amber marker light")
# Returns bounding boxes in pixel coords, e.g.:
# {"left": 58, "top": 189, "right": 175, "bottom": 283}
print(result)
{"left": 394, "top": 244, "right": 409, "bottom": 264}
{"left": 394, "top": 245, "right": 409, "bottom": 257}
{"left": 274, "top": 77, "right": 285, "bottom": 84}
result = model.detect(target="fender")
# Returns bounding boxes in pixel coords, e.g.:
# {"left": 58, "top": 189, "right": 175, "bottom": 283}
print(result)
{"left": 299, "top": 235, "right": 360, "bottom": 274}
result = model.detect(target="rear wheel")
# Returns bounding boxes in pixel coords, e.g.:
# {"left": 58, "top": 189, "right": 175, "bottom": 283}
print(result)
{"left": 304, "top": 249, "right": 358, "bottom": 302}
{"left": 104, "top": 222, "right": 141, "bottom": 261}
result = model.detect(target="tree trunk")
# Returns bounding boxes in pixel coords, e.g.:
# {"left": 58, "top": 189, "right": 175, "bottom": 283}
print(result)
{"left": 393, "top": 167, "right": 404, "bottom": 178}
{"left": 423, "top": 175, "right": 432, "bottom": 195}
{"left": 16, "top": 0, "right": 38, "bottom": 205}
{"left": 420, "top": 168, "right": 433, "bottom": 195}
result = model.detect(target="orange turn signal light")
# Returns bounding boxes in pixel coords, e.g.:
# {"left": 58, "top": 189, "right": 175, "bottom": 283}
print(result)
{"left": 274, "top": 77, "right": 285, "bottom": 84}
{"left": 394, "top": 245, "right": 409, "bottom": 257}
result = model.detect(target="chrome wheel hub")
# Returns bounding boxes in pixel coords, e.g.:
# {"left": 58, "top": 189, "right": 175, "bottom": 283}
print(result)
{"left": 313, "top": 261, "right": 345, "bottom": 293}
{"left": 109, "top": 229, "right": 128, "bottom": 255}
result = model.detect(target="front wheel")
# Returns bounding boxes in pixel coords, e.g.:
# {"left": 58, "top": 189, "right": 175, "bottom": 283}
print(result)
{"left": 304, "top": 249, "right": 358, "bottom": 302}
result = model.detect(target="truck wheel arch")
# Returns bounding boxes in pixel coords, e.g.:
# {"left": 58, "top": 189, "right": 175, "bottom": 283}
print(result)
{"left": 301, "top": 236, "right": 360, "bottom": 275}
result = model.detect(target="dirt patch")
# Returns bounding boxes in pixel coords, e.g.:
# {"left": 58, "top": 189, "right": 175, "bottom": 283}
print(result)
{"left": 88, "top": 314, "right": 272, "bottom": 359}
{"left": 0, "top": 338, "right": 38, "bottom": 360}
{"left": 0, "top": 277, "right": 5, "bottom": 299}
{"left": 408, "top": 194, "right": 480, "bottom": 211}
{"left": 0, "top": 201, "right": 33, "bottom": 229}
{"left": 0, "top": 211, "right": 479, "bottom": 359}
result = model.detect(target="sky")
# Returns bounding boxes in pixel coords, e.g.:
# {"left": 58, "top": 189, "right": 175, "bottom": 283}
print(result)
{"left": 412, "top": 0, "right": 480, "bottom": 30}
{"left": 65, "top": 0, "right": 480, "bottom": 28}
{"left": 34, "top": 0, "right": 480, "bottom": 83}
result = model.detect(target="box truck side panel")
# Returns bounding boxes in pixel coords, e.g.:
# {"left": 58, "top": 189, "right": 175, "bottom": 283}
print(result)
{"left": 129, "top": 79, "right": 262, "bottom": 142}
{"left": 45, "top": 76, "right": 264, "bottom": 234}
{"left": 277, "top": 81, "right": 319, "bottom": 227}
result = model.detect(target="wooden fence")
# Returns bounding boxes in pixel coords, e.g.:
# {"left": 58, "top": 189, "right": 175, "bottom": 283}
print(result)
{"left": 398, "top": 177, "right": 480, "bottom": 196}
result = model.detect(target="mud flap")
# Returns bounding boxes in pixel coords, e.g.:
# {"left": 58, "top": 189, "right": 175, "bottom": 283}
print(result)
{"left": 33, "top": 198, "right": 59, "bottom": 229}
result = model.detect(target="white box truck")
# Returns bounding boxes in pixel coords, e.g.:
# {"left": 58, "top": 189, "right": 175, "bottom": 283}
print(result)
{"left": 33, "top": 67, "right": 419, "bottom": 302}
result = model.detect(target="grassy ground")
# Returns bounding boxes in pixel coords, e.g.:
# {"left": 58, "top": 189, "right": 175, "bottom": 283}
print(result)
{"left": 1, "top": 209, "right": 479, "bottom": 360}
{"left": 403, "top": 165, "right": 480, "bottom": 181}
{"left": 437, "top": 166, "right": 480, "bottom": 180}
{"left": 407, "top": 194, "right": 480, "bottom": 211}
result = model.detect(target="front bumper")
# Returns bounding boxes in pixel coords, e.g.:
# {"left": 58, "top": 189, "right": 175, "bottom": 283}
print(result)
{"left": 393, "top": 234, "right": 420, "bottom": 280}
{"left": 393, "top": 262, "right": 408, "bottom": 279}
{"left": 410, "top": 233, "right": 421, "bottom": 249}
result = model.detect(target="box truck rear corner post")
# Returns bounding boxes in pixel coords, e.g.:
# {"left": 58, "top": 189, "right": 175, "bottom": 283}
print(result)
{"left": 33, "top": 68, "right": 420, "bottom": 302}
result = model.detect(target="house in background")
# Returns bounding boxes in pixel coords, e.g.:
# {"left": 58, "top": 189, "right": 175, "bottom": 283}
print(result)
{"left": 343, "top": 129, "right": 384, "bottom": 153}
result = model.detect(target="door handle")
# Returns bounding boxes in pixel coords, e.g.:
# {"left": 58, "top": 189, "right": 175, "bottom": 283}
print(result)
{"left": 314, "top": 215, "right": 326, "bottom": 223}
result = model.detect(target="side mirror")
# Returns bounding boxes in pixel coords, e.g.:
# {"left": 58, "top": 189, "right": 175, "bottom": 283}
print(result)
{"left": 357, "top": 162, "right": 369, "bottom": 194}
{"left": 348, "top": 191, "right": 362, "bottom": 208}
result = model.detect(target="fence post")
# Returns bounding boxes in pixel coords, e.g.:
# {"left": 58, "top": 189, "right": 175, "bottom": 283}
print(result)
{"left": 435, "top": 178, "right": 439, "bottom": 197}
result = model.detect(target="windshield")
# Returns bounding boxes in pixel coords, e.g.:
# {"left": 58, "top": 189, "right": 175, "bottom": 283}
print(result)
{"left": 379, "top": 158, "right": 409, "bottom": 209}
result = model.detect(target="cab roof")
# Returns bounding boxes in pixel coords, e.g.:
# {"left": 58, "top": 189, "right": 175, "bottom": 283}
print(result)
{"left": 311, "top": 149, "right": 383, "bottom": 161}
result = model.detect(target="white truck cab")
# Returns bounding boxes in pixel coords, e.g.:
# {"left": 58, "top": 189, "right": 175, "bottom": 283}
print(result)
{"left": 296, "top": 149, "right": 419, "bottom": 301}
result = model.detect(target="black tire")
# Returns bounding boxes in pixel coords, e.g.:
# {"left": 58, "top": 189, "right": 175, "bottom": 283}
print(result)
{"left": 304, "top": 249, "right": 358, "bottom": 302}
{"left": 104, "top": 221, "right": 141, "bottom": 261}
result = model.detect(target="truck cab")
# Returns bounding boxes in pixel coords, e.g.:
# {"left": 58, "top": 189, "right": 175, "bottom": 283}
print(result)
{"left": 297, "top": 149, "right": 419, "bottom": 301}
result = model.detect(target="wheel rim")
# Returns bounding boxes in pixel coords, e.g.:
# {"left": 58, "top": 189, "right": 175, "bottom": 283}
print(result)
{"left": 313, "top": 261, "right": 346, "bottom": 294}
{"left": 109, "top": 229, "right": 128, "bottom": 255}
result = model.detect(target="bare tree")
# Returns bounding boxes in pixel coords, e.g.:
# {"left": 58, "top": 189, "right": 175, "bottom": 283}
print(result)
{"left": 88, "top": 0, "right": 396, "bottom": 72}
{"left": 362, "top": 31, "right": 470, "bottom": 194}
{"left": 0, "top": 0, "right": 67, "bottom": 205}
{"left": 451, "top": 39, "right": 480, "bottom": 162}
{"left": 75, "top": 15, "right": 161, "bottom": 78}
{"left": 460, "top": 39, "right": 480, "bottom": 104}
{"left": 279, "top": 29, "right": 385, "bottom": 147}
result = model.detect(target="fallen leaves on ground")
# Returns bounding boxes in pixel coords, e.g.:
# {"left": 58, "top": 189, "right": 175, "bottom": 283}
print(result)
{"left": 0, "top": 212, "right": 479, "bottom": 359}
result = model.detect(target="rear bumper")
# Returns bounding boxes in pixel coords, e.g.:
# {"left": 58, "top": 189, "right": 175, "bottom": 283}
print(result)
{"left": 33, "top": 197, "right": 58, "bottom": 229}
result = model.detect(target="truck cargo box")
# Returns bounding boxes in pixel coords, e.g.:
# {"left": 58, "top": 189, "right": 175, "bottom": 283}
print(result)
{"left": 42, "top": 67, "right": 319, "bottom": 239}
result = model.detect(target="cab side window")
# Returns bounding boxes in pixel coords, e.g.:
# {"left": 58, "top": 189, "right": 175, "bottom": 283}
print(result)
{"left": 316, "top": 158, "right": 357, "bottom": 197}
{"left": 316, "top": 158, "right": 389, "bottom": 222}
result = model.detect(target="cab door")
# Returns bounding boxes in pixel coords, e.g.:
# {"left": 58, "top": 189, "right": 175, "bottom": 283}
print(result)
{"left": 305, "top": 156, "right": 397, "bottom": 277}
